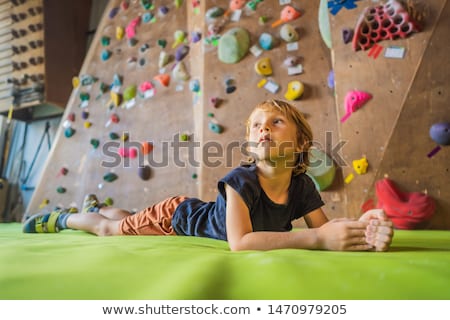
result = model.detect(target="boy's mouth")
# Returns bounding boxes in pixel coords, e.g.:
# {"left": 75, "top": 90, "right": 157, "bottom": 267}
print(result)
{"left": 258, "top": 135, "right": 272, "bottom": 143}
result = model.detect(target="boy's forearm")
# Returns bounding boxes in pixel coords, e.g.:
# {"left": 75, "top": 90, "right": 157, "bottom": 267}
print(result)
{"left": 230, "top": 229, "right": 320, "bottom": 251}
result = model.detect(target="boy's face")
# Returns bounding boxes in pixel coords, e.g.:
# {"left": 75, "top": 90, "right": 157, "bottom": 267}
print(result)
{"left": 247, "top": 108, "right": 301, "bottom": 165}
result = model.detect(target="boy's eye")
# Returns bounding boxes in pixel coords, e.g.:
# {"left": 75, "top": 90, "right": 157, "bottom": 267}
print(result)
{"left": 273, "top": 118, "right": 283, "bottom": 124}
{"left": 252, "top": 122, "right": 260, "bottom": 128}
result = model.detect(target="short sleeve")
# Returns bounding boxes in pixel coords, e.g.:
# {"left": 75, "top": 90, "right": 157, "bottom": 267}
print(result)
{"left": 292, "top": 174, "right": 325, "bottom": 220}
{"left": 217, "top": 166, "right": 260, "bottom": 212}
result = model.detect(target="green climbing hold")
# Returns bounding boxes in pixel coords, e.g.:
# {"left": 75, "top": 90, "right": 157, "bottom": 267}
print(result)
{"left": 90, "top": 138, "right": 100, "bottom": 149}
{"left": 218, "top": 27, "right": 250, "bottom": 64}
{"left": 101, "top": 36, "right": 110, "bottom": 46}
{"left": 79, "top": 92, "right": 90, "bottom": 101}
{"left": 103, "top": 172, "right": 118, "bottom": 183}
{"left": 109, "top": 132, "right": 120, "bottom": 140}
{"left": 306, "top": 148, "right": 336, "bottom": 191}
{"left": 208, "top": 122, "right": 224, "bottom": 134}
{"left": 180, "top": 133, "right": 189, "bottom": 141}
{"left": 157, "top": 39, "right": 167, "bottom": 48}
{"left": 103, "top": 197, "right": 114, "bottom": 206}
{"left": 123, "top": 85, "right": 137, "bottom": 101}
{"left": 56, "top": 186, "right": 66, "bottom": 194}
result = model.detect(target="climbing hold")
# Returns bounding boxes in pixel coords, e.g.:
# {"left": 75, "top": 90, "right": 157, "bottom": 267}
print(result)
{"left": 224, "top": 78, "right": 236, "bottom": 94}
{"left": 56, "top": 186, "right": 66, "bottom": 194}
{"left": 258, "top": 33, "right": 275, "bottom": 50}
{"left": 140, "top": 0, "right": 152, "bottom": 10}
{"left": 111, "top": 92, "right": 122, "bottom": 107}
{"left": 128, "top": 38, "right": 138, "bottom": 47}
{"left": 283, "top": 56, "right": 301, "bottom": 67}
{"left": 284, "top": 80, "right": 304, "bottom": 100}
{"left": 327, "top": 70, "right": 335, "bottom": 89}
{"left": 39, "top": 198, "right": 50, "bottom": 209}
{"left": 157, "top": 39, "right": 167, "bottom": 48}
{"left": 109, "top": 7, "right": 119, "bottom": 19}
{"left": 123, "top": 85, "right": 137, "bottom": 101}
{"left": 158, "top": 51, "right": 170, "bottom": 68}
{"left": 109, "top": 132, "right": 120, "bottom": 140}
{"left": 180, "top": 133, "right": 190, "bottom": 141}
{"left": 208, "top": 122, "right": 224, "bottom": 134}
{"left": 90, "top": 139, "right": 100, "bottom": 149}
{"left": 271, "top": 5, "right": 301, "bottom": 28}
{"left": 280, "top": 24, "right": 299, "bottom": 43}
{"left": 111, "top": 113, "right": 120, "bottom": 124}
{"left": 375, "top": 177, "right": 435, "bottom": 229}
{"left": 259, "top": 16, "right": 268, "bottom": 25}
{"left": 154, "top": 74, "right": 170, "bottom": 87}
{"left": 139, "top": 58, "right": 146, "bottom": 66}
{"left": 172, "top": 61, "right": 190, "bottom": 81}
{"left": 120, "top": 0, "right": 129, "bottom": 10}
{"left": 344, "top": 173, "right": 355, "bottom": 184}
{"left": 81, "top": 110, "right": 89, "bottom": 120}
{"left": 172, "top": 30, "right": 186, "bottom": 48}
{"left": 138, "top": 165, "right": 152, "bottom": 181}
{"left": 342, "top": 28, "right": 353, "bottom": 44}
{"left": 104, "top": 197, "right": 114, "bottom": 206}
{"left": 306, "top": 148, "right": 336, "bottom": 191}
{"left": 254, "top": 57, "right": 273, "bottom": 76}
{"left": 192, "top": 173, "right": 198, "bottom": 179}
{"left": 58, "top": 167, "right": 68, "bottom": 176}
{"left": 84, "top": 121, "right": 92, "bottom": 128}
{"left": 119, "top": 147, "right": 138, "bottom": 158}
{"left": 206, "top": 7, "right": 225, "bottom": 20}
{"left": 64, "top": 127, "right": 75, "bottom": 138}
{"left": 116, "top": 26, "right": 124, "bottom": 40}
{"left": 103, "top": 172, "right": 118, "bottom": 183}
{"left": 175, "top": 45, "right": 190, "bottom": 61}
{"left": 140, "top": 43, "right": 150, "bottom": 52}
{"left": 429, "top": 122, "right": 450, "bottom": 146}
{"left": 174, "top": 0, "right": 183, "bottom": 9}
{"left": 79, "top": 92, "right": 90, "bottom": 101}
{"left": 340, "top": 90, "right": 372, "bottom": 122}
{"left": 191, "top": 31, "right": 201, "bottom": 43}
{"left": 67, "top": 112, "right": 75, "bottom": 122}
{"left": 159, "top": 6, "right": 169, "bottom": 15}
{"left": 141, "top": 142, "right": 154, "bottom": 155}
{"left": 121, "top": 133, "right": 129, "bottom": 142}
{"left": 218, "top": 27, "right": 250, "bottom": 64}
{"left": 189, "top": 79, "right": 200, "bottom": 92}
{"left": 72, "top": 76, "right": 80, "bottom": 89}
{"left": 224, "top": 0, "right": 246, "bottom": 17}
{"left": 101, "top": 36, "right": 110, "bottom": 46}
{"left": 142, "top": 12, "right": 153, "bottom": 23}
{"left": 210, "top": 97, "right": 222, "bottom": 108}
{"left": 126, "top": 16, "right": 141, "bottom": 39}
{"left": 353, "top": 157, "right": 369, "bottom": 174}
{"left": 112, "top": 74, "right": 122, "bottom": 87}
{"left": 352, "top": 0, "right": 421, "bottom": 51}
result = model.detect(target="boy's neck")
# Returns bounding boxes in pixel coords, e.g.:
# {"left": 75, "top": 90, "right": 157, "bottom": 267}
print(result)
{"left": 256, "top": 161, "right": 293, "bottom": 203}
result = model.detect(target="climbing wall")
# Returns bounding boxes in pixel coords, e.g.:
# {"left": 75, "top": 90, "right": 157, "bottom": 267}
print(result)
{"left": 329, "top": 0, "right": 449, "bottom": 228}
{"left": 27, "top": 0, "right": 345, "bottom": 221}
{"left": 26, "top": 0, "right": 449, "bottom": 229}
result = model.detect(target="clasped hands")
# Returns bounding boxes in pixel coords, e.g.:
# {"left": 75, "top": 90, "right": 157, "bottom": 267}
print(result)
{"left": 317, "top": 209, "right": 394, "bottom": 252}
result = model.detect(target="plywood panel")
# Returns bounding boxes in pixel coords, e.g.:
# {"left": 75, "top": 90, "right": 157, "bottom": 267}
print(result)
{"left": 329, "top": 0, "right": 448, "bottom": 223}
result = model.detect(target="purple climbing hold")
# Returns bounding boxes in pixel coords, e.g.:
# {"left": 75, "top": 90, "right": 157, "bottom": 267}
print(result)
{"left": 342, "top": 28, "right": 354, "bottom": 44}
{"left": 430, "top": 122, "right": 450, "bottom": 146}
{"left": 109, "top": 7, "right": 119, "bottom": 19}
{"left": 175, "top": 45, "right": 190, "bottom": 62}
{"left": 327, "top": 70, "right": 335, "bottom": 89}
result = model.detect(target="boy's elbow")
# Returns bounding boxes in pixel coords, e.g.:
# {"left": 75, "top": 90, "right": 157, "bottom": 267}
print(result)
{"left": 227, "top": 237, "right": 250, "bottom": 252}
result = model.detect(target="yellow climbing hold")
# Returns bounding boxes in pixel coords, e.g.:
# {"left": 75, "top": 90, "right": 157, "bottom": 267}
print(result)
{"left": 257, "top": 78, "right": 267, "bottom": 88}
{"left": 344, "top": 173, "right": 354, "bottom": 184}
{"left": 284, "top": 80, "right": 304, "bottom": 100}
{"left": 353, "top": 157, "right": 369, "bottom": 175}
{"left": 254, "top": 57, "right": 272, "bottom": 76}
{"left": 39, "top": 198, "right": 49, "bottom": 209}
{"left": 116, "top": 26, "right": 124, "bottom": 40}
{"left": 72, "top": 76, "right": 80, "bottom": 89}
{"left": 111, "top": 92, "right": 122, "bottom": 107}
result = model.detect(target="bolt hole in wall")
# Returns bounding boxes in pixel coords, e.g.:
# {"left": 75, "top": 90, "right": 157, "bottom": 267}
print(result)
{"left": 0, "top": 0, "right": 110, "bottom": 222}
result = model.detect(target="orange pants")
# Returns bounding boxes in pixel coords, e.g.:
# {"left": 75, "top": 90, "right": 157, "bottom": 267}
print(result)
{"left": 119, "top": 196, "right": 189, "bottom": 235}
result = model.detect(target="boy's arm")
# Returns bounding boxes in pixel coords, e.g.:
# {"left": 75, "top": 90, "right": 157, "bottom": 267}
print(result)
{"left": 225, "top": 184, "right": 371, "bottom": 251}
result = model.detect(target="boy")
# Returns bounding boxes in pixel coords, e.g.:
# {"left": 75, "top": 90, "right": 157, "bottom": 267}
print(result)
{"left": 23, "top": 99, "right": 393, "bottom": 251}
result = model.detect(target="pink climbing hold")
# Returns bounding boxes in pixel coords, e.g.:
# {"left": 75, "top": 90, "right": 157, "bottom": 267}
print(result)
{"left": 340, "top": 90, "right": 372, "bottom": 122}
{"left": 118, "top": 147, "right": 138, "bottom": 158}
{"left": 126, "top": 16, "right": 141, "bottom": 39}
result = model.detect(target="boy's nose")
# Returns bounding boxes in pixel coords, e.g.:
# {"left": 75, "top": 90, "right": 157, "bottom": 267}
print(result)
{"left": 260, "top": 126, "right": 270, "bottom": 133}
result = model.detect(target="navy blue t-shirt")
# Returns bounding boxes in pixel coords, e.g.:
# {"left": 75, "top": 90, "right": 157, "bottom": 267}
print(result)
{"left": 172, "top": 164, "right": 324, "bottom": 240}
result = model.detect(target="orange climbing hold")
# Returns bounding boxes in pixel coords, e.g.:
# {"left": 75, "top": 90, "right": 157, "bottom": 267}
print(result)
{"left": 154, "top": 74, "right": 170, "bottom": 87}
